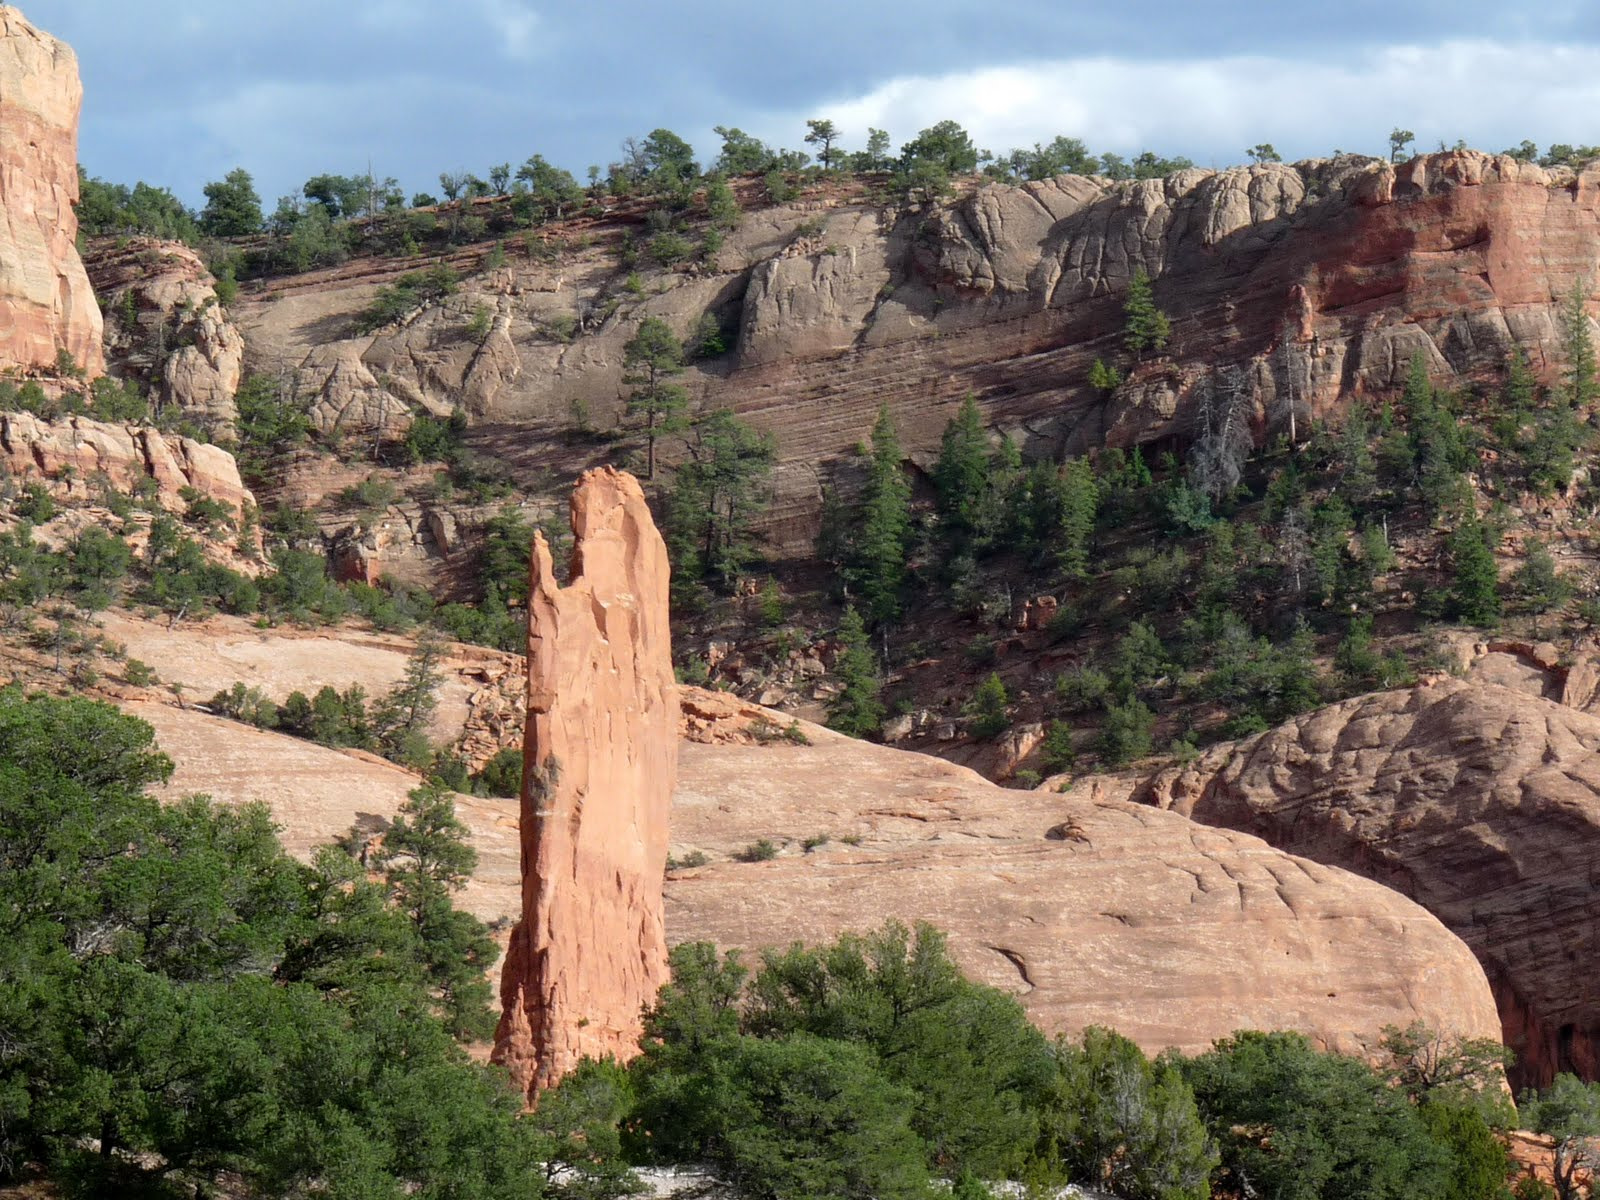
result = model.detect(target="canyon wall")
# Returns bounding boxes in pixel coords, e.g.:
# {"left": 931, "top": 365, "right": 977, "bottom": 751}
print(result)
{"left": 236, "top": 151, "right": 1600, "bottom": 559}
{"left": 492, "top": 467, "right": 677, "bottom": 1100}
{"left": 0, "top": 6, "right": 103, "bottom": 376}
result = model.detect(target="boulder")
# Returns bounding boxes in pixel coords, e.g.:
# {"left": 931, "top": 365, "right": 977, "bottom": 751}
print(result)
{"left": 493, "top": 467, "right": 678, "bottom": 1099}
{"left": 0, "top": 6, "right": 103, "bottom": 375}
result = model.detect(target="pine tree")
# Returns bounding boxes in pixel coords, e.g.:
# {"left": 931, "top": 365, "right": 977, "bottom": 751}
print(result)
{"left": 1054, "top": 458, "right": 1099, "bottom": 579}
{"left": 1123, "top": 269, "right": 1171, "bottom": 360}
{"left": 623, "top": 317, "right": 691, "bottom": 478}
{"left": 848, "top": 406, "right": 913, "bottom": 624}
{"left": 1561, "top": 277, "right": 1598, "bottom": 408}
{"left": 1445, "top": 515, "right": 1501, "bottom": 627}
{"left": 666, "top": 409, "right": 775, "bottom": 586}
{"left": 826, "top": 605, "right": 884, "bottom": 736}
{"left": 1088, "top": 358, "right": 1122, "bottom": 392}
{"left": 933, "top": 395, "right": 990, "bottom": 547}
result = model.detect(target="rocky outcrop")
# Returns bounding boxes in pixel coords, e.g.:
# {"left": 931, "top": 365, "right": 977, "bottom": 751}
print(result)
{"left": 236, "top": 151, "right": 1600, "bottom": 565}
{"left": 667, "top": 699, "right": 1503, "bottom": 1062}
{"left": 0, "top": 7, "right": 102, "bottom": 376}
{"left": 493, "top": 467, "right": 678, "bottom": 1099}
{"left": 86, "top": 238, "right": 244, "bottom": 427}
{"left": 1133, "top": 679, "right": 1600, "bottom": 1088}
{"left": 0, "top": 410, "right": 253, "bottom": 514}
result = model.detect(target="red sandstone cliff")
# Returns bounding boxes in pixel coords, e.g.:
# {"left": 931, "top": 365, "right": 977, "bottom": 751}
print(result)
{"left": 493, "top": 467, "right": 677, "bottom": 1099}
{"left": 0, "top": 6, "right": 103, "bottom": 376}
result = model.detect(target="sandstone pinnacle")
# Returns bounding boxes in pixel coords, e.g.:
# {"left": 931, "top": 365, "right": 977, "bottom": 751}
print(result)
{"left": 492, "top": 466, "right": 677, "bottom": 1100}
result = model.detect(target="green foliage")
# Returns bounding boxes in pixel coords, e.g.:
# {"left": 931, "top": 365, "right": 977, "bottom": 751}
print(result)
{"left": 845, "top": 406, "right": 913, "bottom": 624}
{"left": 964, "top": 672, "right": 1010, "bottom": 739}
{"left": 370, "top": 782, "right": 499, "bottom": 1039}
{"left": 479, "top": 505, "right": 535, "bottom": 605}
{"left": 1560, "top": 278, "right": 1598, "bottom": 408}
{"left": 1183, "top": 1030, "right": 1454, "bottom": 1200}
{"left": 735, "top": 839, "right": 780, "bottom": 863}
{"left": 197, "top": 167, "right": 262, "bottom": 236}
{"left": 1039, "top": 720, "right": 1077, "bottom": 774}
{"left": 1098, "top": 697, "right": 1156, "bottom": 766}
{"left": 1445, "top": 515, "right": 1502, "bottom": 627}
{"left": 355, "top": 263, "right": 460, "bottom": 333}
{"left": 1514, "top": 539, "right": 1573, "bottom": 613}
{"left": 77, "top": 169, "right": 199, "bottom": 242}
{"left": 665, "top": 409, "right": 775, "bottom": 589}
{"left": 1089, "top": 357, "right": 1123, "bottom": 392}
{"left": 1123, "top": 269, "right": 1171, "bottom": 359}
{"left": 623, "top": 317, "right": 691, "bottom": 478}
{"left": 0, "top": 691, "right": 529, "bottom": 1198}
{"left": 826, "top": 605, "right": 884, "bottom": 737}
{"left": 1522, "top": 1073, "right": 1600, "bottom": 1200}
{"left": 472, "top": 746, "right": 523, "bottom": 798}
{"left": 1047, "top": 1028, "right": 1215, "bottom": 1200}
{"left": 233, "top": 374, "right": 312, "bottom": 462}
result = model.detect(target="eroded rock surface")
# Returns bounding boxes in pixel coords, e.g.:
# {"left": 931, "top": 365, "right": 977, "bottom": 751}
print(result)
{"left": 1133, "top": 679, "right": 1600, "bottom": 1087}
{"left": 667, "top": 708, "right": 1502, "bottom": 1060}
{"left": 0, "top": 410, "right": 253, "bottom": 513}
{"left": 493, "top": 467, "right": 678, "bottom": 1099}
{"left": 0, "top": 6, "right": 102, "bottom": 375}
{"left": 87, "top": 238, "right": 244, "bottom": 427}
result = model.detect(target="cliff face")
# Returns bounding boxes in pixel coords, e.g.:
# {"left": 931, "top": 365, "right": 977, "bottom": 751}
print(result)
{"left": 236, "top": 151, "right": 1600, "bottom": 559}
{"left": 1134, "top": 677, "right": 1600, "bottom": 1089}
{"left": 0, "top": 6, "right": 103, "bottom": 376}
{"left": 87, "top": 238, "right": 244, "bottom": 429}
{"left": 493, "top": 467, "right": 678, "bottom": 1100}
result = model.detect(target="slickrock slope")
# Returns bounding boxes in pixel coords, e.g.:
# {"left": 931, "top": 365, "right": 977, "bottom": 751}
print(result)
{"left": 1133, "top": 679, "right": 1600, "bottom": 1087}
{"left": 665, "top": 707, "right": 1503, "bottom": 1061}
{"left": 238, "top": 151, "right": 1600, "bottom": 559}
{"left": 86, "top": 238, "right": 244, "bottom": 426}
{"left": 0, "top": 6, "right": 102, "bottom": 375}
{"left": 493, "top": 467, "right": 678, "bottom": 1099}
{"left": 0, "top": 410, "right": 253, "bottom": 512}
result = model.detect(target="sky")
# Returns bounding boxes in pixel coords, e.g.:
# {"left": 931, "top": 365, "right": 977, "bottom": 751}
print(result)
{"left": 18, "top": 0, "right": 1600, "bottom": 208}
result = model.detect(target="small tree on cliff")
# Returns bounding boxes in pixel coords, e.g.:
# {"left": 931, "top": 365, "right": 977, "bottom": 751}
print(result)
{"left": 1524, "top": 1075, "right": 1600, "bottom": 1200}
{"left": 1560, "top": 277, "right": 1599, "bottom": 408}
{"left": 1123, "top": 269, "right": 1170, "bottom": 361}
{"left": 623, "top": 317, "right": 691, "bottom": 479}
{"left": 199, "top": 167, "right": 263, "bottom": 237}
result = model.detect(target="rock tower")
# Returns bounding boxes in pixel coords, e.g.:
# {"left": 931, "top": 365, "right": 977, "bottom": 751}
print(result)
{"left": 493, "top": 467, "right": 677, "bottom": 1100}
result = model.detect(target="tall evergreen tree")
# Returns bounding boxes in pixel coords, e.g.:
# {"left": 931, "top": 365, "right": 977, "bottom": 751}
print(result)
{"left": 623, "top": 318, "right": 691, "bottom": 478}
{"left": 1444, "top": 514, "right": 1501, "bottom": 627}
{"left": 933, "top": 395, "right": 990, "bottom": 548}
{"left": 1561, "top": 277, "right": 1599, "bottom": 408}
{"left": 666, "top": 409, "right": 775, "bottom": 585}
{"left": 848, "top": 406, "right": 913, "bottom": 624}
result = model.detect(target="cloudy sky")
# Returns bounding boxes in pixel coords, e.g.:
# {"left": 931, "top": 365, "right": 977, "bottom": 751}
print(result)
{"left": 19, "top": 0, "right": 1600, "bottom": 207}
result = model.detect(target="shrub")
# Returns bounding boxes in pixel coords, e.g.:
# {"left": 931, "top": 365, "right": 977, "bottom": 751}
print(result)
{"left": 735, "top": 839, "right": 779, "bottom": 863}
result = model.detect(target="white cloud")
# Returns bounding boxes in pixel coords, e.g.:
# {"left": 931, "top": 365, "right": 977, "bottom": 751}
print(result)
{"left": 741, "top": 41, "right": 1600, "bottom": 164}
{"left": 476, "top": 0, "right": 540, "bottom": 61}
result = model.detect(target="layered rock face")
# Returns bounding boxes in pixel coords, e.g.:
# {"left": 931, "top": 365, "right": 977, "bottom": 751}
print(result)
{"left": 0, "top": 410, "right": 253, "bottom": 513}
{"left": 667, "top": 699, "right": 1503, "bottom": 1060}
{"left": 0, "top": 7, "right": 103, "bottom": 375}
{"left": 86, "top": 238, "right": 244, "bottom": 426}
{"left": 1133, "top": 679, "right": 1600, "bottom": 1088}
{"left": 493, "top": 467, "right": 677, "bottom": 1099}
{"left": 238, "top": 151, "right": 1600, "bottom": 562}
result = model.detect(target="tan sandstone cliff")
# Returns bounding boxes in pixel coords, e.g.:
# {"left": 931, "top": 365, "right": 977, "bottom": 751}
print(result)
{"left": 1134, "top": 677, "right": 1600, "bottom": 1088}
{"left": 234, "top": 150, "right": 1600, "bottom": 565}
{"left": 0, "top": 6, "right": 102, "bottom": 376}
{"left": 492, "top": 467, "right": 678, "bottom": 1099}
